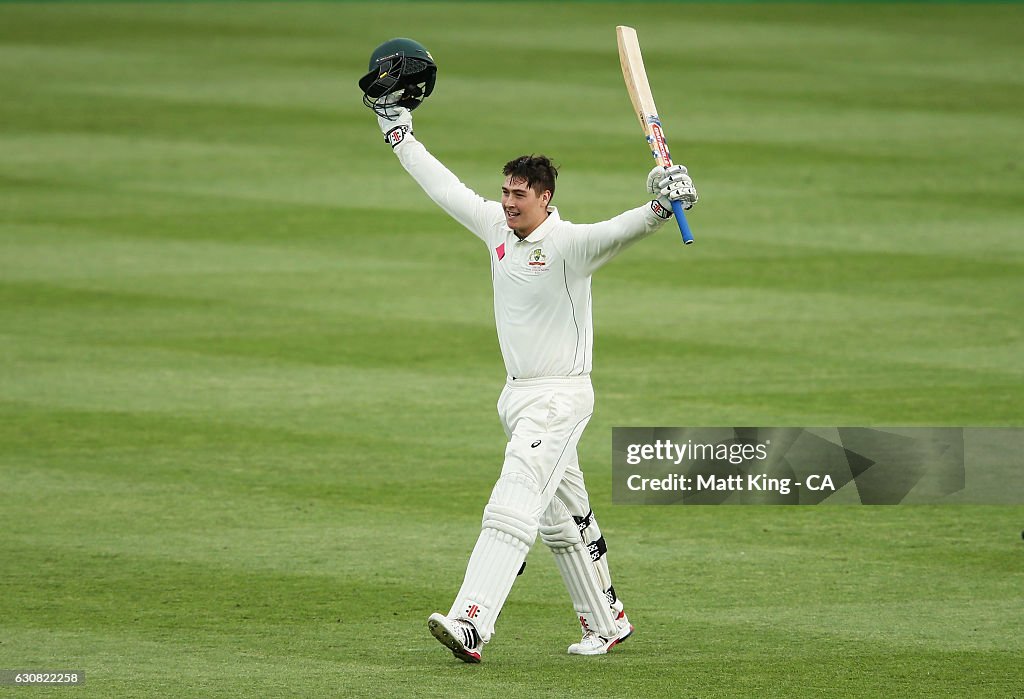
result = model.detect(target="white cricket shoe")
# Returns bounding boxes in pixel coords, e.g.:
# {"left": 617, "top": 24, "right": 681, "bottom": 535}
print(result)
{"left": 428, "top": 613, "right": 483, "bottom": 664}
{"left": 567, "top": 611, "right": 634, "bottom": 656}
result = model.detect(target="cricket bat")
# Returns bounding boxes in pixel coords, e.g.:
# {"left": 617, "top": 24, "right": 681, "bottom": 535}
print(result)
{"left": 616, "top": 25, "right": 694, "bottom": 244}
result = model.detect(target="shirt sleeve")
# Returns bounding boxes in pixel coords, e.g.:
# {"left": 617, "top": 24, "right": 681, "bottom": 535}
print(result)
{"left": 557, "top": 203, "right": 670, "bottom": 276}
{"left": 392, "top": 135, "right": 503, "bottom": 243}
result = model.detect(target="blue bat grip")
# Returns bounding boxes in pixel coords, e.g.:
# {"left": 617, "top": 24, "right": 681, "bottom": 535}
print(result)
{"left": 672, "top": 200, "right": 694, "bottom": 244}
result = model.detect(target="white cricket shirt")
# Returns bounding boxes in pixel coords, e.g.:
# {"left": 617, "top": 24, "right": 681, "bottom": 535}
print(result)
{"left": 393, "top": 135, "right": 668, "bottom": 380}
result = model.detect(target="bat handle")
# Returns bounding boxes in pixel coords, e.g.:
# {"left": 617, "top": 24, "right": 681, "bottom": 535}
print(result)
{"left": 671, "top": 200, "right": 694, "bottom": 244}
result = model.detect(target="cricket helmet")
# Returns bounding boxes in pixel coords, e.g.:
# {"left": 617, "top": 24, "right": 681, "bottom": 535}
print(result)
{"left": 358, "top": 37, "right": 437, "bottom": 118}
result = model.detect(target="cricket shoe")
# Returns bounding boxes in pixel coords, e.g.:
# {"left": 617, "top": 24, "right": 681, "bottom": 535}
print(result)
{"left": 567, "top": 611, "right": 634, "bottom": 656}
{"left": 428, "top": 613, "right": 483, "bottom": 664}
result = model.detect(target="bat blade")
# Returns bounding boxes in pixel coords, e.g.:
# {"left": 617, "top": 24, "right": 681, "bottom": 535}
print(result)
{"left": 616, "top": 25, "right": 693, "bottom": 244}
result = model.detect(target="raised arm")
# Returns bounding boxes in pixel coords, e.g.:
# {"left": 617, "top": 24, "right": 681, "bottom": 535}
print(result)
{"left": 559, "top": 165, "right": 698, "bottom": 275}
{"left": 378, "top": 107, "right": 502, "bottom": 242}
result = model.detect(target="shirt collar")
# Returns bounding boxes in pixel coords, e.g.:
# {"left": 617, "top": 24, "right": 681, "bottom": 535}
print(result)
{"left": 513, "top": 206, "right": 559, "bottom": 243}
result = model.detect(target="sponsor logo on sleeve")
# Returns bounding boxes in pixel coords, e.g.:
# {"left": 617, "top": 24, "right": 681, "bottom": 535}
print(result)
{"left": 385, "top": 125, "right": 409, "bottom": 148}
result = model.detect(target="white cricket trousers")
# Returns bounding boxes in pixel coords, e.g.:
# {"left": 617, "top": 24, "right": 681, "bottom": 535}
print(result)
{"left": 497, "top": 375, "right": 595, "bottom": 508}
{"left": 447, "top": 375, "right": 599, "bottom": 641}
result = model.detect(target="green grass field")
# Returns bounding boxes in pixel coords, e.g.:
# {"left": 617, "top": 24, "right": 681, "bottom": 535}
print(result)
{"left": 1, "top": 2, "right": 1022, "bottom": 697}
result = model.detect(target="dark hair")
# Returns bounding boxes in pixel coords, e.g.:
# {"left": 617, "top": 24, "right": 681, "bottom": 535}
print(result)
{"left": 502, "top": 155, "right": 558, "bottom": 202}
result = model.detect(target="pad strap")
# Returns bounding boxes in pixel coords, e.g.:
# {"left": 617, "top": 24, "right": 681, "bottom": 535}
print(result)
{"left": 573, "top": 510, "right": 593, "bottom": 532}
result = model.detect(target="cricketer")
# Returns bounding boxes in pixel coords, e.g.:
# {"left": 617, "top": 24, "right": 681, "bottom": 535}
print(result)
{"left": 360, "top": 38, "right": 698, "bottom": 663}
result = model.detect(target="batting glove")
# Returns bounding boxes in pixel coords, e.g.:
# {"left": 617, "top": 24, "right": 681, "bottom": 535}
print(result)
{"left": 647, "top": 164, "right": 698, "bottom": 218}
{"left": 377, "top": 104, "right": 414, "bottom": 149}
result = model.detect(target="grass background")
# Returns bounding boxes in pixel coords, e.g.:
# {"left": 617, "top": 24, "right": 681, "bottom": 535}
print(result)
{"left": 1, "top": 2, "right": 1022, "bottom": 697}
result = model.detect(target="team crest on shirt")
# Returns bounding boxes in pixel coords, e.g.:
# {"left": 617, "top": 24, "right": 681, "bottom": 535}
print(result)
{"left": 522, "top": 247, "right": 551, "bottom": 275}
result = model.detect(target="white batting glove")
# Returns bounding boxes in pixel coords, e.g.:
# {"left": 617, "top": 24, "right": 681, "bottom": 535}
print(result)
{"left": 377, "top": 105, "right": 414, "bottom": 149}
{"left": 646, "top": 164, "right": 698, "bottom": 218}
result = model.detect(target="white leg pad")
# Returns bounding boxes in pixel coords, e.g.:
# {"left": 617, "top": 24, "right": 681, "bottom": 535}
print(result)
{"left": 449, "top": 471, "right": 540, "bottom": 642}
{"left": 573, "top": 509, "right": 623, "bottom": 613}
{"left": 539, "top": 498, "right": 618, "bottom": 638}
{"left": 553, "top": 454, "right": 623, "bottom": 613}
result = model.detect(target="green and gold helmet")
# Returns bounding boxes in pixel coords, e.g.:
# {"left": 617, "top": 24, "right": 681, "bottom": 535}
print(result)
{"left": 358, "top": 37, "right": 437, "bottom": 118}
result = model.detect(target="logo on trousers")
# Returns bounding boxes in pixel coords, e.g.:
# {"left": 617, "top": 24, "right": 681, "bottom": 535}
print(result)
{"left": 531, "top": 440, "right": 542, "bottom": 448}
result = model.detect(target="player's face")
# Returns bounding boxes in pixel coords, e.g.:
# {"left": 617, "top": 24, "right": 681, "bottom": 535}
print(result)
{"left": 501, "top": 176, "right": 550, "bottom": 238}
